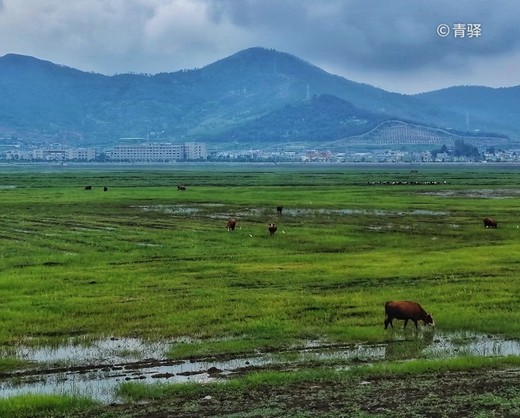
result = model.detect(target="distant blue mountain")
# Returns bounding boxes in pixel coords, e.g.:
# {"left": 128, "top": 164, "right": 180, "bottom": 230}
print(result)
{"left": 415, "top": 86, "right": 520, "bottom": 135}
{"left": 0, "top": 47, "right": 517, "bottom": 148}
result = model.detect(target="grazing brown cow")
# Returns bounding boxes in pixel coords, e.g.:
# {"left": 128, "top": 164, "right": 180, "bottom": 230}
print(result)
{"left": 268, "top": 223, "right": 277, "bottom": 236}
{"left": 227, "top": 219, "right": 236, "bottom": 231}
{"left": 276, "top": 206, "right": 283, "bottom": 215}
{"left": 384, "top": 301, "right": 435, "bottom": 329}
{"left": 177, "top": 185, "right": 187, "bottom": 191}
{"left": 483, "top": 217, "right": 497, "bottom": 228}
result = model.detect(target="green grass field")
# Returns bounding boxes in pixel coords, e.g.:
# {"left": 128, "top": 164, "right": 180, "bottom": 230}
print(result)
{"left": 1, "top": 164, "right": 520, "bottom": 416}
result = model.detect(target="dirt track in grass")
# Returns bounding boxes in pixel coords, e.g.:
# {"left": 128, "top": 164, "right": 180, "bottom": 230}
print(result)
{"left": 94, "top": 366, "right": 520, "bottom": 417}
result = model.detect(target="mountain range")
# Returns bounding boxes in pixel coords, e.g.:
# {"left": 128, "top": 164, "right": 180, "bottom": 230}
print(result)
{"left": 0, "top": 47, "right": 517, "bottom": 149}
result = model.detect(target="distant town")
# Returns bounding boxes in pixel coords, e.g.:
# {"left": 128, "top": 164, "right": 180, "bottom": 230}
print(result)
{"left": 2, "top": 140, "right": 520, "bottom": 164}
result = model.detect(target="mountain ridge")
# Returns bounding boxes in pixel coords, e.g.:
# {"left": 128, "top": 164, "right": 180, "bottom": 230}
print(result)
{"left": 0, "top": 47, "right": 517, "bottom": 148}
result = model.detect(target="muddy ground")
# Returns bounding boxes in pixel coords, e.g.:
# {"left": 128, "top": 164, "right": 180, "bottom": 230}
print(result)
{"left": 79, "top": 366, "right": 520, "bottom": 418}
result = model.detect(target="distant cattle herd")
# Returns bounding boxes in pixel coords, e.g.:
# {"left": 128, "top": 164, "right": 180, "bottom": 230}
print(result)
{"left": 367, "top": 180, "right": 448, "bottom": 186}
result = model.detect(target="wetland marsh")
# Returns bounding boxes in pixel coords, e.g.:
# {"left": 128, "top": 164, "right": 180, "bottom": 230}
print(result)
{"left": 0, "top": 164, "right": 519, "bottom": 417}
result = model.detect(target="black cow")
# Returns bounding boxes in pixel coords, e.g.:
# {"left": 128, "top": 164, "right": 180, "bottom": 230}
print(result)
{"left": 177, "top": 185, "right": 187, "bottom": 191}
{"left": 84, "top": 185, "right": 92, "bottom": 190}
{"left": 483, "top": 217, "right": 497, "bottom": 228}
{"left": 276, "top": 206, "right": 283, "bottom": 215}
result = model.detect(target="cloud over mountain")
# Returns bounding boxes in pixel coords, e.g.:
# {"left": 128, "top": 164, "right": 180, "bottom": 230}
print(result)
{"left": 0, "top": 0, "right": 518, "bottom": 93}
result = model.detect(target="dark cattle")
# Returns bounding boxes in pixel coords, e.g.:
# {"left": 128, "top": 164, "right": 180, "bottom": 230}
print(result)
{"left": 103, "top": 186, "right": 108, "bottom": 192}
{"left": 483, "top": 217, "right": 497, "bottom": 228}
{"left": 268, "top": 223, "right": 277, "bottom": 236}
{"left": 177, "top": 185, "right": 187, "bottom": 191}
{"left": 276, "top": 206, "right": 283, "bottom": 215}
{"left": 227, "top": 219, "right": 236, "bottom": 231}
{"left": 384, "top": 300, "right": 435, "bottom": 329}
{"left": 84, "top": 185, "right": 92, "bottom": 190}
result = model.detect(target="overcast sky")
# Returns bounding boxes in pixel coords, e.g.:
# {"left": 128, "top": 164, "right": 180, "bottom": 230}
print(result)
{"left": 0, "top": 0, "right": 518, "bottom": 94}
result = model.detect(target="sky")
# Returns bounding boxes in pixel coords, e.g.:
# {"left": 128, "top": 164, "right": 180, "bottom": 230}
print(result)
{"left": 0, "top": 0, "right": 518, "bottom": 94}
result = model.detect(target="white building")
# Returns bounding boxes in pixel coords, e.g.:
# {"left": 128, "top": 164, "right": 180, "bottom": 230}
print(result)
{"left": 4, "top": 142, "right": 208, "bottom": 162}
{"left": 184, "top": 142, "right": 207, "bottom": 160}
{"left": 5, "top": 147, "right": 97, "bottom": 161}
{"left": 66, "top": 148, "right": 98, "bottom": 160}
{"left": 111, "top": 142, "right": 207, "bottom": 162}
{"left": 111, "top": 143, "right": 185, "bottom": 162}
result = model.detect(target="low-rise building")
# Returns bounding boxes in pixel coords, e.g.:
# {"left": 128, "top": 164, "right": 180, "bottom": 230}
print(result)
{"left": 4, "top": 142, "right": 208, "bottom": 162}
{"left": 184, "top": 142, "right": 208, "bottom": 160}
{"left": 111, "top": 142, "right": 207, "bottom": 162}
{"left": 6, "top": 147, "right": 98, "bottom": 161}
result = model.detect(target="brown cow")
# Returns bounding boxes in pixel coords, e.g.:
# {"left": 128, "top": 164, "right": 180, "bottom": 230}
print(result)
{"left": 268, "top": 223, "right": 277, "bottom": 236}
{"left": 227, "top": 219, "right": 236, "bottom": 231}
{"left": 483, "top": 217, "right": 497, "bottom": 228}
{"left": 384, "top": 301, "right": 435, "bottom": 329}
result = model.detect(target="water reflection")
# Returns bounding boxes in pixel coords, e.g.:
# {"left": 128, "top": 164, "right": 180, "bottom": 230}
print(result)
{"left": 384, "top": 331, "right": 435, "bottom": 360}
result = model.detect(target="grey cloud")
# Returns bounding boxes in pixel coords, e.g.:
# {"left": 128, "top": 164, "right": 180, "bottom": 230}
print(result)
{"left": 202, "top": 0, "right": 520, "bottom": 74}
{"left": 0, "top": 0, "right": 518, "bottom": 93}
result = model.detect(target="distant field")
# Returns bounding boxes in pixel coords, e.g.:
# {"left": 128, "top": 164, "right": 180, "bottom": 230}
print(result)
{"left": 0, "top": 164, "right": 519, "bottom": 346}
{"left": 1, "top": 164, "right": 520, "bottom": 416}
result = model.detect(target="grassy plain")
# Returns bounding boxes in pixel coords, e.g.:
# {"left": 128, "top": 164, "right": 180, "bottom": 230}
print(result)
{"left": 0, "top": 163, "right": 520, "bottom": 416}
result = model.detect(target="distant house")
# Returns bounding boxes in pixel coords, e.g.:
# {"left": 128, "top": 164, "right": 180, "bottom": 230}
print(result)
{"left": 435, "top": 152, "right": 451, "bottom": 162}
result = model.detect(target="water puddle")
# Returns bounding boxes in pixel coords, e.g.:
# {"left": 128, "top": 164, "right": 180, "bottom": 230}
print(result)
{"left": 424, "top": 332, "right": 520, "bottom": 357}
{"left": 281, "top": 208, "right": 448, "bottom": 217}
{"left": 134, "top": 204, "right": 224, "bottom": 217}
{"left": 134, "top": 204, "right": 448, "bottom": 219}
{"left": 0, "top": 331, "right": 518, "bottom": 403}
{"left": 13, "top": 337, "right": 169, "bottom": 365}
{"left": 421, "top": 189, "right": 520, "bottom": 199}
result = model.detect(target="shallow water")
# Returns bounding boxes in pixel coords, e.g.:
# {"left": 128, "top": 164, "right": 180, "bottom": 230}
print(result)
{"left": 425, "top": 332, "right": 520, "bottom": 357}
{"left": 421, "top": 189, "right": 520, "bottom": 199}
{"left": 0, "top": 331, "right": 518, "bottom": 403}
{"left": 13, "top": 337, "right": 169, "bottom": 365}
{"left": 135, "top": 204, "right": 448, "bottom": 219}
